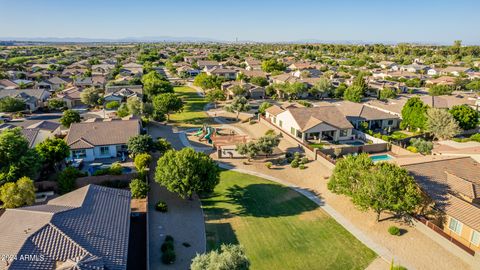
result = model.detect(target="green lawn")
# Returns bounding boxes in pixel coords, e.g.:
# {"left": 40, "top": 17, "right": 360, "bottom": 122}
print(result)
{"left": 201, "top": 170, "right": 377, "bottom": 270}
{"left": 169, "top": 86, "right": 211, "bottom": 126}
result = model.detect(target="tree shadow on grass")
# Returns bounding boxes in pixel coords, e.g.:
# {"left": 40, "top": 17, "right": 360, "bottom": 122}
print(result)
{"left": 206, "top": 222, "right": 239, "bottom": 250}
{"left": 226, "top": 183, "right": 319, "bottom": 217}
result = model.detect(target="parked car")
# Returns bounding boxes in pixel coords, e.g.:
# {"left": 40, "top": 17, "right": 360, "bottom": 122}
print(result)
{"left": 0, "top": 114, "right": 12, "bottom": 123}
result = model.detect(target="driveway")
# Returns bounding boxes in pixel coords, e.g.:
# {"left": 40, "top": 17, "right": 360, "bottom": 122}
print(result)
{"left": 147, "top": 122, "right": 206, "bottom": 270}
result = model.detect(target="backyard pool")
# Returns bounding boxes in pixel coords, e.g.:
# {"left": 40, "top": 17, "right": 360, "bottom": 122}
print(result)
{"left": 370, "top": 154, "right": 394, "bottom": 162}
{"left": 88, "top": 164, "right": 133, "bottom": 174}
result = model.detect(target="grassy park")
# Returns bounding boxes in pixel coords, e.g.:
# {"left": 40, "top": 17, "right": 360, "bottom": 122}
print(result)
{"left": 201, "top": 170, "right": 377, "bottom": 270}
{"left": 169, "top": 86, "right": 212, "bottom": 126}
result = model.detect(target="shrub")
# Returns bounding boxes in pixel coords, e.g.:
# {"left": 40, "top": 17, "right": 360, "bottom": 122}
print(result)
{"left": 381, "top": 135, "right": 390, "bottom": 141}
{"left": 406, "top": 146, "right": 418, "bottom": 153}
{"left": 388, "top": 226, "right": 401, "bottom": 236}
{"left": 134, "top": 153, "right": 152, "bottom": 170}
{"left": 161, "top": 241, "right": 174, "bottom": 252}
{"left": 105, "top": 101, "right": 120, "bottom": 110}
{"left": 57, "top": 167, "right": 85, "bottom": 194}
{"left": 161, "top": 235, "right": 176, "bottom": 264}
{"left": 299, "top": 164, "right": 306, "bottom": 170}
{"left": 162, "top": 249, "right": 176, "bottom": 264}
{"left": 470, "top": 133, "right": 480, "bottom": 142}
{"left": 265, "top": 162, "right": 272, "bottom": 169}
{"left": 265, "top": 129, "right": 276, "bottom": 136}
{"left": 109, "top": 162, "right": 123, "bottom": 175}
{"left": 156, "top": 201, "right": 168, "bottom": 212}
{"left": 410, "top": 138, "right": 433, "bottom": 155}
{"left": 300, "top": 157, "right": 309, "bottom": 164}
{"left": 291, "top": 159, "right": 299, "bottom": 168}
{"left": 129, "top": 178, "right": 149, "bottom": 199}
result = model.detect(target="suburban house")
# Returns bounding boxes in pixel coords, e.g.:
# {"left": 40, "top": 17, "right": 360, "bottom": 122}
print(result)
{"left": 0, "top": 184, "right": 131, "bottom": 269}
{"left": 205, "top": 67, "right": 238, "bottom": 80}
{"left": 92, "top": 64, "right": 115, "bottom": 75}
{"left": 0, "top": 79, "right": 19, "bottom": 89}
{"left": 378, "top": 61, "right": 396, "bottom": 69}
{"left": 65, "top": 118, "right": 141, "bottom": 162}
{"left": 57, "top": 87, "right": 85, "bottom": 108}
{"left": 105, "top": 85, "right": 143, "bottom": 101}
{"left": 321, "top": 101, "right": 400, "bottom": 130}
{"left": 244, "top": 58, "right": 262, "bottom": 70}
{"left": 403, "top": 157, "right": 480, "bottom": 252}
{"left": 20, "top": 121, "right": 62, "bottom": 148}
{"left": 121, "top": 63, "right": 143, "bottom": 76}
{"left": 197, "top": 60, "right": 220, "bottom": 70}
{"left": 265, "top": 105, "right": 354, "bottom": 143}
{"left": 440, "top": 66, "right": 471, "bottom": 77}
{"left": 221, "top": 81, "right": 265, "bottom": 99}
{"left": 0, "top": 89, "right": 51, "bottom": 111}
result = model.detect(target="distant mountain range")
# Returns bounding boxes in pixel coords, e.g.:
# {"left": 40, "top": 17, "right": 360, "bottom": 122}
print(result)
{"left": 0, "top": 36, "right": 459, "bottom": 45}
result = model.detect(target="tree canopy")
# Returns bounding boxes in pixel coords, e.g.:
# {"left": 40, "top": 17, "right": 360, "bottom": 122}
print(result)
{"left": 36, "top": 138, "right": 70, "bottom": 171}
{"left": 141, "top": 71, "right": 173, "bottom": 99}
{"left": 0, "top": 176, "right": 36, "bottom": 208}
{"left": 225, "top": 96, "right": 250, "bottom": 120}
{"left": 400, "top": 97, "right": 428, "bottom": 131}
{"left": 127, "top": 134, "right": 155, "bottom": 156}
{"left": 425, "top": 108, "right": 460, "bottom": 140}
{"left": 0, "top": 128, "right": 42, "bottom": 184}
{"left": 152, "top": 93, "right": 183, "bottom": 121}
{"left": 60, "top": 109, "right": 81, "bottom": 127}
{"left": 80, "top": 87, "right": 102, "bottom": 106}
{"left": 449, "top": 104, "right": 479, "bottom": 130}
{"left": 0, "top": 97, "right": 26, "bottom": 112}
{"left": 155, "top": 148, "right": 220, "bottom": 199}
{"left": 261, "top": 59, "right": 286, "bottom": 72}
{"left": 205, "top": 89, "right": 226, "bottom": 108}
{"left": 343, "top": 85, "right": 364, "bottom": 102}
{"left": 428, "top": 85, "right": 453, "bottom": 96}
{"left": 194, "top": 73, "right": 225, "bottom": 90}
{"left": 191, "top": 244, "right": 249, "bottom": 270}
{"left": 328, "top": 153, "right": 422, "bottom": 221}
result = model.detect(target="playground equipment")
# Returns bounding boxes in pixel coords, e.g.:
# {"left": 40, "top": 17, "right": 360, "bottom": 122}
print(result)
{"left": 195, "top": 125, "right": 218, "bottom": 144}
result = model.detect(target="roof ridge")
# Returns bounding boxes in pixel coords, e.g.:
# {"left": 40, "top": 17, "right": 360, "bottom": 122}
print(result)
{"left": 405, "top": 156, "right": 473, "bottom": 166}
{"left": 46, "top": 222, "right": 93, "bottom": 256}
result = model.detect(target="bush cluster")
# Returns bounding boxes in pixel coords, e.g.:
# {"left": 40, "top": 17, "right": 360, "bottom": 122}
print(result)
{"left": 156, "top": 201, "right": 168, "bottom": 212}
{"left": 161, "top": 235, "right": 176, "bottom": 264}
{"left": 388, "top": 226, "right": 401, "bottom": 236}
{"left": 93, "top": 162, "right": 123, "bottom": 176}
{"left": 288, "top": 152, "right": 308, "bottom": 169}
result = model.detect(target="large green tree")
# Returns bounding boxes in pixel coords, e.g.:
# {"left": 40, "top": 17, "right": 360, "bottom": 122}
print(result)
{"left": 155, "top": 148, "right": 220, "bottom": 199}
{"left": 310, "top": 77, "right": 332, "bottom": 99}
{"left": 36, "top": 138, "right": 70, "bottom": 172}
{"left": 428, "top": 85, "right": 453, "bottom": 96}
{"left": 343, "top": 85, "right": 364, "bottom": 102}
{"left": 0, "top": 97, "right": 26, "bottom": 112}
{"left": 425, "top": 108, "right": 460, "bottom": 140}
{"left": 141, "top": 71, "right": 173, "bottom": 99}
{"left": 205, "top": 89, "right": 226, "bottom": 108}
{"left": 328, "top": 154, "right": 422, "bottom": 221}
{"left": 225, "top": 96, "right": 250, "bottom": 120}
{"left": 60, "top": 109, "right": 81, "bottom": 127}
{"left": 261, "top": 59, "right": 286, "bottom": 72}
{"left": 449, "top": 104, "right": 479, "bottom": 130}
{"left": 0, "top": 176, "right": 35, "bottom": 208}
{"left": 152, "top": 93, "right": 183, "bottom": 121}
{"left": 191, "top": 244, "right": 249, "bottom": 270}
{"left": 80, "top": 87, "right": 102, "bottom": 107}
{"left": 0, "top": 128, "right": 42, "bottom": 184}
{"left": 127, "top": 134, "right": 155, "bottom": 157}
{"left": 400, "top": 97, "right": 428, "bottom": 131}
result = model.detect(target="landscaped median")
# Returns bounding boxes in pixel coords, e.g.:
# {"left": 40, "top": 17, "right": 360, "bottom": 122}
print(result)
{"left": 201, "top": 170, "right": 377, "bottom": 270}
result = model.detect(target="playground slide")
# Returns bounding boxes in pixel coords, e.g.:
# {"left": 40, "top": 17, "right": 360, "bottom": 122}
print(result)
{"left": 204, "top": 127, "right": 213, "bottom": 141}
{"left": 194, "top": 128, "right": 203, "bottom": 136}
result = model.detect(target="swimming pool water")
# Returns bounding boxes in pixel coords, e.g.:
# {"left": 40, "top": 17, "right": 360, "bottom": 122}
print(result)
{"left": 370, "top": 154, "right": 394, "bottom": 162}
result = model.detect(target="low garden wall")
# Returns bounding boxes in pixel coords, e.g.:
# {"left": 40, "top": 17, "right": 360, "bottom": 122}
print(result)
{"left": 319, "top": 143, "right": 389, "bottom": 157}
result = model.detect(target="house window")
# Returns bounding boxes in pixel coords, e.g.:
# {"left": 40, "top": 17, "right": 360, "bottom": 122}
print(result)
{"left": 340, "top": 129, "right": 348, "bottom": 137}
{"left": 290, "top": 127, "right": 296, "bottom": 135}
{"left": 471, "top": 230, "right": 480, "bottom": 246}
{"left": 273, "top": 117, "right": 276, "bottom": 124}
{"left": 387, "top": 120, "right": 394, "bottom": 125}
{"left": 100, "top": 146, "right": 110, "bottom": 156}
{"left": 72, "top": 150, "right": 86, "bottom": 159}
{"left": 279, "top": 120, "right": 283, "bottom": 128}
{"left": 448, "top": 218, "right": 463, "bottom": 235}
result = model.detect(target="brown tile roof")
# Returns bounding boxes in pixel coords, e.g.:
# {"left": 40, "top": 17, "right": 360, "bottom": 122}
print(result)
{"left": 265, "top": 105, "right": 285, "bottom": 116}
{"left": 287, "top": 106, "right": 354, "bottom": 131}
{"left": 403, "top": 157, "right": 480, "bottom": 231}
{"left": 325, "top": 101, "right": 398, "bottom": 121}
{"left": 66, "top": 119, "right": 140, "bottom": 149}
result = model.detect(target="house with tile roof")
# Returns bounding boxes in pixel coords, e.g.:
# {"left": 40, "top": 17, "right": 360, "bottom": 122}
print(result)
{"left": 403, "top": 157, "right": 480, "bottom": 252}
{"left": 265, "top": 104, "right": 354, "bottom": 142}
{"left": 65, "top": 118, "right": 141, "bottom": 161}
{"left": 0, "top": 184, "right": 131, "bottom": 270}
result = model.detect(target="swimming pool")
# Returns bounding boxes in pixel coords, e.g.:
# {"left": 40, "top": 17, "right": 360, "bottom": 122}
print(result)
{"left": 370, "top": 154, "right": 394, "bottom": 162}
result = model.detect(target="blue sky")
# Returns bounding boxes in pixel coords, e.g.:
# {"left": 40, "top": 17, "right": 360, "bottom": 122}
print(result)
{"left": 0, "top": 0, "right": 479, "bottom": 44}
